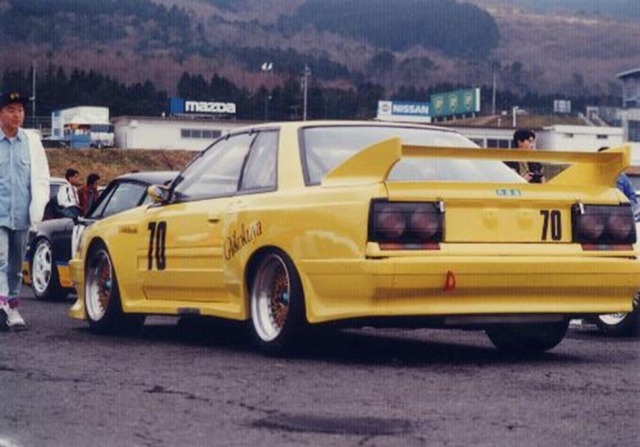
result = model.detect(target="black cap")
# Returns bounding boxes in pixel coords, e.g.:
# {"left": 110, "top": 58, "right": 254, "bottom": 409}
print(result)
{"left": 0, "top": 91, "right": 28, "bottom": 109}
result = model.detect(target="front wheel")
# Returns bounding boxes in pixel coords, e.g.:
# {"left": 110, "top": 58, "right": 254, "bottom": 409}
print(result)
{"left": 31, "top": 238, "right": 69, "bottom": 301}
{"left": 486, "top": 320, "right": 569, "bottom": 354}
{"left": 249, "top": 251, "right": 307, "bottom": 355}
{"left": 85, "top": 244, "right": 144, "bottom": 334}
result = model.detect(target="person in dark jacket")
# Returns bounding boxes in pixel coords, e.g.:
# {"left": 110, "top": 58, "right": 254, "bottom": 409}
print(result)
{"left": 506, "top": 129, "right": 545, "bottom": 183}
{"left": 78, "top": 173, "right": 100, "bottom": 216}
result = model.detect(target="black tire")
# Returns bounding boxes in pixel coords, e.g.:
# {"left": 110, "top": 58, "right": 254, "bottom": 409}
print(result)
{"left": 249, "top": 250, "right": 307, "bottom": 356}
{"left": 84, "top": 244, "right": 144, "bottom": 335}
{"left": 486, "top": 320, "right": 569, "bottom": 354}
{"left": 596, "top": 296, "right": 639, "bottom": 336}
{"left": 30, "top": 238, "right": 70, "bottom": 301}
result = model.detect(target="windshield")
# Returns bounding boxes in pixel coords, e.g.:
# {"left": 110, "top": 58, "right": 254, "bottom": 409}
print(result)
{"left": 301, "top": 125, "right": 525, "bottom": 184}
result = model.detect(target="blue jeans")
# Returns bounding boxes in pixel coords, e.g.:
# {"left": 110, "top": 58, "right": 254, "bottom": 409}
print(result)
{"left": 0, "top": 227, "right": 28, "bottom": 304}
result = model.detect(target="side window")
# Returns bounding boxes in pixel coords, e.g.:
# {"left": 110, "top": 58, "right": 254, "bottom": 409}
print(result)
{"left": 100, "top": 183, "right": 148, "bottom": 218}
{"left": 174, "top": 133, "right": 255, "bottom": 201}
{"left": 89, "top": 185, "right": 117, "bottom": 218}
{"left": 240, "top": 131, "right": 278, "bottom": 192}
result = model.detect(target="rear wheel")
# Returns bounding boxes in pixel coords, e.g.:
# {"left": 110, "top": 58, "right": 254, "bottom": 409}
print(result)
{"left": 31, "top": 238, "right": 69, "bottom": 301}
{"left": 486, "top": 320, "right": 569, "bottom": 354}
{"left": 249, "top": 251, "right": 307, "bottom": 355}
{"left": 596, "top": 295, "right": 639, "bottom": 336}
{"left": 85, "top": 244, "right": 144, "bottom": 334}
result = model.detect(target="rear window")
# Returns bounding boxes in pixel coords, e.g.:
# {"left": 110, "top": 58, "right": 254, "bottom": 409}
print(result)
{"left": 301, "top": 126, "right": 524, "bottom": 184}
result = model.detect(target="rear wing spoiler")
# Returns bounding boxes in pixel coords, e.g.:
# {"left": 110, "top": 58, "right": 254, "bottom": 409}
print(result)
{"left": 322, "top": 137, "right": 631, "bottom": 187}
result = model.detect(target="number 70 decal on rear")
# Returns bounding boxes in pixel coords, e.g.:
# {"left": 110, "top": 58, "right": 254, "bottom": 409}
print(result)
{"left": 540, "top": 210, "right": 562, "bottom": 241}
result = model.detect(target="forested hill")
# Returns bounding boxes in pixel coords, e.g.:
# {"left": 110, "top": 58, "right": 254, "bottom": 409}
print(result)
{"left": 281, "top": 0, "right": 499, "bottom": 58}
{"left": 0, "top": 0, "right": 499, "bottom": 58}
{"left": 0, "top": 0, "right": 639, "bottom": 115}
{"left": 0, "top": 0, "right": 196, "bottom": 49}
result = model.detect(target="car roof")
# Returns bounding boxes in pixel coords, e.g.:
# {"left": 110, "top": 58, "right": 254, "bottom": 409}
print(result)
{"left": 226, "top": 120, "right": 460, "bottom": 135}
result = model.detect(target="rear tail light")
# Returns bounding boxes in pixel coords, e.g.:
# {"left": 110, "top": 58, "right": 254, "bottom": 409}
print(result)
{"left": 572, "top": 204, "right": 636, "bottom": 245}
{"left": 369, "top": 200, "right": 443, "bottom": 249}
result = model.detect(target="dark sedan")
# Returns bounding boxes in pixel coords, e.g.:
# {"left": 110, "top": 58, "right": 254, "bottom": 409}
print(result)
{"left": 23, "top": 171, "right": 177, "bottom": 300}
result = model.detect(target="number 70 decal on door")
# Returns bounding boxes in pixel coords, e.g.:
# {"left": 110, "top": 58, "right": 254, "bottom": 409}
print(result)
{"left": 147, "top": 221, "right": 167, "bottom": 270}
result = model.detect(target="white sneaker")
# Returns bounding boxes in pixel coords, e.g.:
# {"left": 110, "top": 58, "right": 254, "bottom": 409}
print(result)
{"left": 6, "top": 307, "right": 27, "bottom": 331}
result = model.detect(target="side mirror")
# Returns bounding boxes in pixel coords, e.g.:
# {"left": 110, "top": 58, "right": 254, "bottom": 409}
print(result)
{"left": 147, "top": 184, "right": 170, "bottom": 203}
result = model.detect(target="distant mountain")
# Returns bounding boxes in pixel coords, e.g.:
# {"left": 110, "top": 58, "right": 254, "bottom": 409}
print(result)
{"left": 0, "top": 0, "right": 639, "bottom": 101}
{"left": 508, "top": 0, "right": 640, "bottom": 22}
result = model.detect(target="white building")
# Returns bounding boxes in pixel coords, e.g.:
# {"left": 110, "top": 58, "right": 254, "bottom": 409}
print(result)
{"left": 444, "top": 122, "right": 623, "bottom": 151}
{"left": 617, "top": 67, "right": 640, "bottom": 109}
{"left": 536, "top": 125, "right": 624, "bottom": 152}
{"left": 112, "top": 116, "right": 249, "bottom": 151}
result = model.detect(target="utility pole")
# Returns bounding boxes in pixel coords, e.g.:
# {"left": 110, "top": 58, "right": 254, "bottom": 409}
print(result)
{"left": 302, "top": 64, "right": 311, "bottom": 121}
{"left": 491, "top": 62, "right": 498, "bottom": 116}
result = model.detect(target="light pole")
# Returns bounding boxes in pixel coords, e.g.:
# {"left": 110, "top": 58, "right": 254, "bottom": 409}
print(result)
{"left": 261, "top": 62, "right": 273, "bottom": 121}
{"left": 301, "top": 64, "right": 311, "bottom": 121}
{"left": 30, "top": 60, "right": 37, "bottom": 128}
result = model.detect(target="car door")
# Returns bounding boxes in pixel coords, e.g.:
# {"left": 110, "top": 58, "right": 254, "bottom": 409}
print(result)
{"left": 137, "top": 130, "right": 279, "bottom": 304}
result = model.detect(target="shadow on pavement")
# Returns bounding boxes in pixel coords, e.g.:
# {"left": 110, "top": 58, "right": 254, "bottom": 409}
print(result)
{"left": 93, "top": 316, "right": 584, "bottom": 367}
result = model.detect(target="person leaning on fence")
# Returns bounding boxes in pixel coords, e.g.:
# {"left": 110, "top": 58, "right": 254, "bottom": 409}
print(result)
{"left": 0, "top": 90, "right": 50, "bottom": 331}
{"left": 598, "top": 146, "right": 638, "bottom": 212}
{"left": 57, "top": 168, "right": 82, "bottom": 219}
{"left": 505, "top": 129, "right": 546, "bottom": 183}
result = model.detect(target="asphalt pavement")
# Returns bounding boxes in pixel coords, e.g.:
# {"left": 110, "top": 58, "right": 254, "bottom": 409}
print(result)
{"left": 0, "top": 290, "right": 638, "bottom": 447}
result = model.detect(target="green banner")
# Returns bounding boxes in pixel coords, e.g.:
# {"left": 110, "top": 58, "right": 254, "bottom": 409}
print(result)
{"left": 430, "top": 88, "right": 480, "bottom": 118}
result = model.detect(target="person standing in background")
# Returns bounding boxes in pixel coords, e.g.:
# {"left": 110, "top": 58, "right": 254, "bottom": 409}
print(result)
{"left": 506, "top": 129, "right": 546, "bottom": 183}
{"left": 57, "top": 168, "right": 82, "bottom": 219}
{"left": 599, "top": 146, "right": 638, "bottom": 213}
{"left": 78, "top": 172, "right": 100, "bottom": 216}
{"left": 0, "top": 91, "right": 50, "bottom": 330}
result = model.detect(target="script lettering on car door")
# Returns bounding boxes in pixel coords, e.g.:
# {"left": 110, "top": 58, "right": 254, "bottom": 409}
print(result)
{"left": 147, "top": 221, "right": 167, "bottom": 270}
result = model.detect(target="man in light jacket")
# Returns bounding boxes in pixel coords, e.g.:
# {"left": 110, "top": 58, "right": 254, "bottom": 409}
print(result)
{"left": 0, "top": 91, "right": 50, "bottom": 330}
{"left": 57, "top": 168, "right": 82, "bottom": 219}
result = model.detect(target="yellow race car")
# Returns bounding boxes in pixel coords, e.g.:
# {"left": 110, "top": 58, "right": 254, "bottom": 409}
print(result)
{"left": 69, "top": 121, "right": 640, "bottom": 355}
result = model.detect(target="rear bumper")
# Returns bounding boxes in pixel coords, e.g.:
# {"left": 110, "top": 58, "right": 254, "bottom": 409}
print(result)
{"left": 299, "top": 256, "right": 640, "bottom": 324}
{"left": 69, "top": 252, "right": 640, "bottom": 326}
